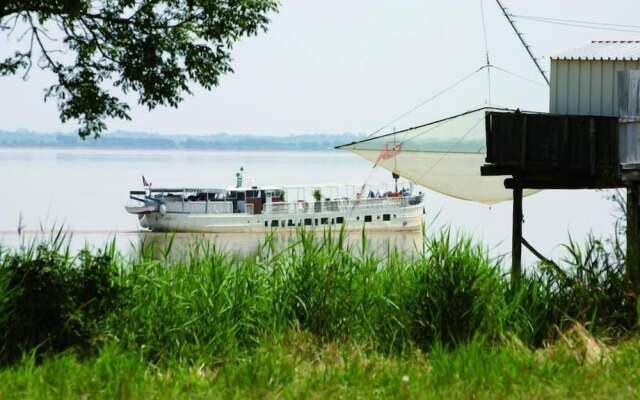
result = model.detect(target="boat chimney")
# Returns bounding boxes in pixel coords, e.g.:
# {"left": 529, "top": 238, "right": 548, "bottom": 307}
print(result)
{"left": 392, "top": 172, "right": 400, "bottom": 193}
{"left": 236, "top": 167, "right": 244, "bottom": 188}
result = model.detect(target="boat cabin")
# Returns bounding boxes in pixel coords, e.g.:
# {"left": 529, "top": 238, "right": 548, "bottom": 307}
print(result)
{"left": 226, "top": 186, "right": 285, "bottom": 214}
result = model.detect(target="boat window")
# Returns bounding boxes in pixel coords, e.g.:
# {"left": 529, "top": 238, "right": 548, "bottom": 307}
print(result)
{"left": 264, "top": 221, "right": 268, "bottom": 227}
{"left": 288, "top": 220, "right": 295, "bottom": 227}
{"left": 356, "top": 216, "right": 360, "bottom": 221}
{"left": 247, "top": 190, "right": 258, "bottom": 198}
{"left": 383, "top": 214, "right": 391, "bottom": 221}
{"left": 304, "top": 218, "right": 312, "bottom": 226}
{"left": 315, "top": 218, "right": 319, "bottom": 225}
{"left": 336, "top": 217, "right": 344, "bottom": 224}
{"left": 331, "top": 218, "right": 334, "bottom": 224}
{"left": 321, "top": 218, "right": 329, "bottom": 225}
{"left": 364, "top": 215, "right": 372, "bottom": 222}
{"left": 237, "top": 192, "right": 246, "bottom": 201}
{"left": 271, "top": 220, "right": 279, "bottom": 227}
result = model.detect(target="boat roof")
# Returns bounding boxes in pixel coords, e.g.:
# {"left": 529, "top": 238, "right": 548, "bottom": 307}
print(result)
{"left": 131, "top": 188, "right": 226, "bottom": 194}
{"left": 226, "top": 186, "right": 283, "bottom": 192}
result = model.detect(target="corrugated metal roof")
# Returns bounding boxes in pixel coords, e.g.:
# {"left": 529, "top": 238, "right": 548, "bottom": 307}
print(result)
{"left": 552, "top": 41, "right": 640, "bottom": 61}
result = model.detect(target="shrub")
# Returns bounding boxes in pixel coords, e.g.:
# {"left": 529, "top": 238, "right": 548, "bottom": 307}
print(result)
{"left": 0, "top": 239, "right": 124, "bottom": 365}
{"left": 272, "top": 229, "right": 381, "bottom": 341}
{"left": 1, "top": 227, "right": 636, "bottom": 365}
{"left": 405, "top": 231, "right": 506, "bottom": 349}
{"left": 554, "top": 236, "right": 635, "bottom": 333}
{"left": 111, "top": 242, "right": 274, "bottom": 363}
{"left": 506, "top": 235, "right": 636, "bottom": 347}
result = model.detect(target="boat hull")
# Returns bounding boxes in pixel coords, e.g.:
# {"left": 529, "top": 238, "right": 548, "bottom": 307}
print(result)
{"left": 139, "top": 204, "right": 424, "bottom": 233}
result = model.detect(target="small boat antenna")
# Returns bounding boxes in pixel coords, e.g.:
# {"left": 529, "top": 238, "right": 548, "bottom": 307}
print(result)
{"left": 494, "top": 0, "right": 550, "bottom": 86}
{"left": 392, "top": 172, "right": 400, "bottom": 193}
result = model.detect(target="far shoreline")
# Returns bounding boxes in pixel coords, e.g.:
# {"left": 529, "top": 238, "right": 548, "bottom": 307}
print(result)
{"left": 0, "top": 144, "right": 345, "bottom": 153}
{"left": 0, "top": 130, "right": 363, "bottom": 153}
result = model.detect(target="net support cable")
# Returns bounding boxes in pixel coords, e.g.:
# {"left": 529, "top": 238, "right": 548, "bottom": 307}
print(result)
{"left": 366, "top": 65, "right": 488, "bottom": 138}
{"left": 350, "top": 1, "right": 555, "bottom": 204}
{"left": 513, "top": 14, "right": 640, "bottom": 34}
{"left": 480, "top": 0, "right": 492, "bottom": 105}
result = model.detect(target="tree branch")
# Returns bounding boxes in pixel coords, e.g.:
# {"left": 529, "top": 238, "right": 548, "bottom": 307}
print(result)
{"left": 21, "top": 29, "right": 35, "bottom": 79}
{"left": 28, "top": 14, "right": 62, "bottom": 77}
{"left": 1, "top": 0, "right": 279, "bottom": 137}
{"left": 76, "top": 17, "right": 121, "bottom": 65}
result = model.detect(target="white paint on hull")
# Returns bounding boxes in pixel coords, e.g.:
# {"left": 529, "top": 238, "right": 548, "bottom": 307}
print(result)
{"left": 139, "top": 204, "right": 424, "bottom": 233}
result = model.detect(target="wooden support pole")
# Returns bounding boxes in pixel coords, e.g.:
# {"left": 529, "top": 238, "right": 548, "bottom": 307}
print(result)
{"left": 512, "top": 185, "right": 523, "bottom": 289}
{"left": 627, "top": 185, "right": 640, "bottom": 293}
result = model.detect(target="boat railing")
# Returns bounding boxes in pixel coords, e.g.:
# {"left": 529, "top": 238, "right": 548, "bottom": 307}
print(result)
{"left": 165, "top": 200, "right": 233, "bottom": 214}
{"left": 263, "top": 195, "right": 423, "bottom": 215}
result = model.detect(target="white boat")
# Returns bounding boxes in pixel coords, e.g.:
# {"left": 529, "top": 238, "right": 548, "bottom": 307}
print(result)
{"left": 126, "top": 170, "right": 425, "bottom": 233}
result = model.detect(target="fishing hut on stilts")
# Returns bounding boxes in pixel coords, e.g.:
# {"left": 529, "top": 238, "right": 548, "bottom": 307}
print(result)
{"left": 338, "top": 1, "right": 640, "bottom": 290}
{"left": 481, "top": 41, "right": 640, "bottom": 288}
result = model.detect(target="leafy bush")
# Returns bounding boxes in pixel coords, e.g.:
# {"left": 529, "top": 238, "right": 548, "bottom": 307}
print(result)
{"left": 503, "top": 272, "right": 556, "bottom": 346}
{"left": 273, "top": 230, "right": 380, "bottom": 341}
{"left": 111, "top": 242, "right": 274, "bottom": 363}
{"left": 405, "top": 231, "right": 506, "bottom": 349}
{"left": 0, "top": 238, "right": 124, "bottom": 364}
{"left": 507, "top": 235, "right": 636, "bottom": 346}
{"left": 554, "top": 236, "right": 635, "bottom": 333}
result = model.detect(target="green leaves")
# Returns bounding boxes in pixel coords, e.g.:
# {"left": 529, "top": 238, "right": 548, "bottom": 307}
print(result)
{"left": 0, "top": 239, "right": 126, "bottom": 365}
{"left": 1, "top": 0, "right": 279, "bottom": 137}
{"left": 54, "top": 67, "right": 132, "bottom": 137}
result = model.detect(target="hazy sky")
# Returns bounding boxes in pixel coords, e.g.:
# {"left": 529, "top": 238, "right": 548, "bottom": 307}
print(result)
{"left": 1, "top": 0, "right": 640, "bottom": 135}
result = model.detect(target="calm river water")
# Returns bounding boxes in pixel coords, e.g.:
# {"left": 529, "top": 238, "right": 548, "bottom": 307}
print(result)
{"left": 0, "top": 148, "right": 619, "bottom": 263}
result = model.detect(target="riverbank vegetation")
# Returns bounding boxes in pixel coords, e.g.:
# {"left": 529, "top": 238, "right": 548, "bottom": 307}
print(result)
{"left": 0, "top": 228, "right": 638, "bottom": 397}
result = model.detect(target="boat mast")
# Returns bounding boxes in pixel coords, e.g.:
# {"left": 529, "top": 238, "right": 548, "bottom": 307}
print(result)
{"left": 494, "top": 0, "right": 550, "bottom": 86}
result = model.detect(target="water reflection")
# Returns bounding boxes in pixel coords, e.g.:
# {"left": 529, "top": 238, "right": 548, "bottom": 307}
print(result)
{"left": 135, "top": 229, "right": 425, "bottom": 260}
{"left": 0, "top": 229, "right": 425, "bottom": 261}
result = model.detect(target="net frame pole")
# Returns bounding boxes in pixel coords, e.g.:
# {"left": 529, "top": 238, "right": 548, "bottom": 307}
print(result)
{"left": 512, "top": 184, "right": 523, "bottom": 289}
{"left": 494, "top": 0, "right": 550, "bottom": 86}
{"left": 627, "top": 185, "right": 640, "bottom": 290}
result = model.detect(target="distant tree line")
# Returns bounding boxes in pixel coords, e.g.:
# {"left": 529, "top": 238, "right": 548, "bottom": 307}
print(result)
{"left": 0, "top": 131, "right": 363, "bottom": 151}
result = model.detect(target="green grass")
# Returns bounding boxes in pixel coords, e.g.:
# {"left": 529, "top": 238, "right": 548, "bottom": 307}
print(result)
{"left": 1, "top": 335, "right": 639, "bottom": 399}
{"left": 0, "top": 227, "right": 638, "bottom": 397}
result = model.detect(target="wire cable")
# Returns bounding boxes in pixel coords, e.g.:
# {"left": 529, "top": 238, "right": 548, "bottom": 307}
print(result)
{"left": 513, "top": 14, "right": 640, "bottom": 30}
{"left": 513, "top": 15, "right": 640, "bottom": 34}
{"left": 366, "top": 65, "right": 488, "bottom": 138}
{"left": 480, "top": 0, "right": 492, "bottom": 104}
{"left": 491, "top": 64, "right": 547, "bottom": 87}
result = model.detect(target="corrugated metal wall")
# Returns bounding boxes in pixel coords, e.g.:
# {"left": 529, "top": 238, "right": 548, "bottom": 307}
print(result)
{"left": 550, "top": 60, "right": 640, "bottom": 116}
{"left": 618, "top": 70, "right": 640, "bottom": 165}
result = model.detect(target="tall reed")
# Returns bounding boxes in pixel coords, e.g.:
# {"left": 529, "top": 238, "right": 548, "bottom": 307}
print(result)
{"left": 0, "top": 226, "right": 637, "bottom": 366}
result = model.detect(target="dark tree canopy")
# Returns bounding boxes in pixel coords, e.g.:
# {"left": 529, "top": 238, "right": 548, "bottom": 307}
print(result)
{"left": 0, "top": 0, "right": 278, "bottom": 137}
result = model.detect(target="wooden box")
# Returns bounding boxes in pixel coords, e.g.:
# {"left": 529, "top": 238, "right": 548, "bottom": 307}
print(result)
{"left": 483, "top": 111, "right": 620, "bottom": 187}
